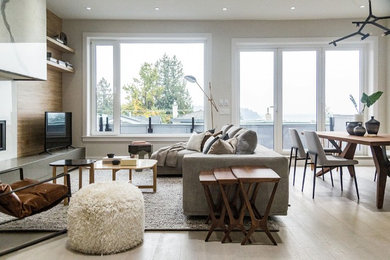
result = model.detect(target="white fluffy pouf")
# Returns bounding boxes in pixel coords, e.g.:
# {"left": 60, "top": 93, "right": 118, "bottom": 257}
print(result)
{"left": 67, "top": 182, "right": 144, "bottom": 255}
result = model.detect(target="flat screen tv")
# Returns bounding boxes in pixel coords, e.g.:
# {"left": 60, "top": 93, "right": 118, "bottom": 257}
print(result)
{"left": 44, "top": 112, "right": 72, "bottom": 152}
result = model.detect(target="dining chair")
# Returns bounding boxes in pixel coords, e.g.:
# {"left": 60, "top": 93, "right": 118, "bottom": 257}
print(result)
{"left": 302, "top": 131, "right": 360, "bottom": 200}
{"left": 289, "top": 128, "right": 341, "bottom": 187}
{"left": 289, "top": 129, "right": 309, "bottom": 186}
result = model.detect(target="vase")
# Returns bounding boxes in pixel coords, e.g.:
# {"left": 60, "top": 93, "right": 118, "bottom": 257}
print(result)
{"left": 365, "top": 116, "right": 380, "bottom": 135}
{"left": 353, "top": 123, "right": 366, "bottom": 136}
{"left": 354, "top": 114, "right": 363, "bottom": 123}
{"left": 346, "top": 122, "right": 359, "bottom": 135}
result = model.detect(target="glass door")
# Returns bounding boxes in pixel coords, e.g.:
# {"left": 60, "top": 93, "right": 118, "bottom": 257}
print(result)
{"left": 282, "top": 50, "right": 317, "bottom": 150}
{"left": 239, "top": 51, "right": 275, "bottom": 149}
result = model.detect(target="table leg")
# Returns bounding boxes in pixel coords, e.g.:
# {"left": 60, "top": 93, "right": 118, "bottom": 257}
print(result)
{"left": 78, "top": 167, "right": 83, "bottom": 189}
{"left": 129, "top": 169, "right": 132, "bottom": 182}
{"left": 371, "top": 146, "right": 388, "bottom": 209}
{"left": 112, "top": 169, "right": 117, "bottom": 181}
{"left": 64, "top": 166, "right": 69, "bottom": 205}
{"left": 89, "top": 163, "right": 95, "bottom": 184}
{"left": 153, "top": 164, "right": 157, "bottom": 192}
{"left": 52, "top": 166, "right": 57, "bottom": 184}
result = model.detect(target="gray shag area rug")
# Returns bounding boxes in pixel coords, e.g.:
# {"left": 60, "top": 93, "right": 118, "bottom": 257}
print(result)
{"left": 0, "top": 169, "right": 279, "bottom": 232}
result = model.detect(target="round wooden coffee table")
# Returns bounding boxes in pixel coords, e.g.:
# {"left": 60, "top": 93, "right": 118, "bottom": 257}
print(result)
{"left": 94, "top": 159, "right": 158, "bottom": 192}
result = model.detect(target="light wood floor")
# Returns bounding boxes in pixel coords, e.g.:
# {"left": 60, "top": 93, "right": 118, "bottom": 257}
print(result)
{"left": 5, "top": 166, "right": 390, "bottom": 259}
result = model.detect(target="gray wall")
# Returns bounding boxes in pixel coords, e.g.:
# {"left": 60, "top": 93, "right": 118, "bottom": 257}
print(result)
{"left": 61, "top": 19, "right": 389, "bottom": 157}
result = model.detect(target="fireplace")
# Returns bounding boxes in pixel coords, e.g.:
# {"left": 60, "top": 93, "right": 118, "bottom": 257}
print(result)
{"left": 0, "top": 120, "right": 5, "bottom": 151}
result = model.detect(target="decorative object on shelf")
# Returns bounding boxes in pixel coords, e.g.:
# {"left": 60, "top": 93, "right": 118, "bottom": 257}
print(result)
{"left": 346, "top": 121, "right": 360, "bottom": 135}
{"left": 329, "top": 0, "right": 390, "bottom": 46}
{"left": 55, "top": 32, "right": 68, "bottom": 45}
{"left": 353, "top": 123, "right": 366, "bottom": 136}
{"left": 99, "top": 115, "right": 103, "bottom": 131}
{"left": 184, "top": 75, "right": 219, "bottom": 128}
{"left": 107, "top": 153, "right": 115, "bottom": 158}
{"left": 365, "top": 116, "right": 380, "bottom": 135}
{"left": 112, "top": 159, "right": 121, "bottom": 165}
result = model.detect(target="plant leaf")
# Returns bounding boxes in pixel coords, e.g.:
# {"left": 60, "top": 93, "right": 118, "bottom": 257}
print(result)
{"left": 366, "top": 91, "right": 383, "bottom": 107}
{"left": 349, "top": 94, "right": 359, "bottom": 113}
{"left": 360, "top": 93, "right": 369, "bottom": 105}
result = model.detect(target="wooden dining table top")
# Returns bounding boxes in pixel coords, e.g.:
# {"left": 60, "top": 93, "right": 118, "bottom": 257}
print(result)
{"left": 316, "top": 131, "right": 390, "bottom": 146}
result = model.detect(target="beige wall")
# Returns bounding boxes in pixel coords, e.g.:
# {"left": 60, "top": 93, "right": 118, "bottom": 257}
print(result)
{"left": 62, "top": 19, "right": 389, "bottom": 157}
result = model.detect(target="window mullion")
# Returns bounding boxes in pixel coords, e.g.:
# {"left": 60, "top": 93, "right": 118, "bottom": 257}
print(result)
{"left": 317, "top": 48, "right": 325, "bottom": 131}
{"left": 113, "top": 42, "right": 121, "bottom": 135}
{"left": 274, "top": 49, "right": 283, "bottom": 153}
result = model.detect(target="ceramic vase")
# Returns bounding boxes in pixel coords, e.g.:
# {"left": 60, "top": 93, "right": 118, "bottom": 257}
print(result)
{"left": 353, "top": 123, "right": 366, "bottom": 136}
{"left": 365, "top": 116, "right": 380, "bottom": 135}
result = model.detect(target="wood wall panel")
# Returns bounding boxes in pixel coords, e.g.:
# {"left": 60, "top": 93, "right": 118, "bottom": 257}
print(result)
{"left": 17, "top": 10, "right": 63, "bottom": 157}
{"left": 46, "top": 10, "right": 62, "bottom": 38}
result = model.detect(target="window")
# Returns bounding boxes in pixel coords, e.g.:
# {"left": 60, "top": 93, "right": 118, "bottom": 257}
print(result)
{"left": 90, "top": 36, "right": 208, "bottom": 136}
{"left": 234, "top": 39, "right": 370, "bottom": 154}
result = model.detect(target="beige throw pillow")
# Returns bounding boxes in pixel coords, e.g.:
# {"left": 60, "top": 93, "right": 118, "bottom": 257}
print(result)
{"left": 207, "top": 137, "right": 237, "bottom": 154}
{"left": 186, "top": 132, "right": 206, "bottom": 152}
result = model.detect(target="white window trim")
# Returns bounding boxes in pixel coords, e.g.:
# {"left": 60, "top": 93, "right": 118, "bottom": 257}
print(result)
{"left": 232, "top": 37, "right": 378, "bottom": 154}
{"left": 83, "top": 33, "right": 212, "bottom": 140}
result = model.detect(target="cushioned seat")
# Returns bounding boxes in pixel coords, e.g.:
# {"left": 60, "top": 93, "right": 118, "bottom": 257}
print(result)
{"left": 67, "top": 182, "right": 144, "bottom": 255}
{"left": 0, "top": 179, "right": 69, "bottom": 219}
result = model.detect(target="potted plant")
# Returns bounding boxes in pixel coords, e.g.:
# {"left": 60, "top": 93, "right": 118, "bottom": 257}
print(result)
{"left": 349, "top": 91, "right": 383, "bottom": 135}
{"left": 349, "top": 91, "right": 383, "bottom": 121}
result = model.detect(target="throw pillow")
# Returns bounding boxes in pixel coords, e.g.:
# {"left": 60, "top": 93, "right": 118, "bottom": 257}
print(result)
{"left": 186, "top": 132, "right": 206, "bottom": 152}
{"left": 200, "top": 132, "right": 213, "bottom": 151}
{"left": 207, "top": 138, "right": 237, "bottom": 154}
{"left": 226, "top": 126, "right": 242, "bottom": 138}
{"left": 220, "top": 124, "right": 233, "bottom": 135}
{"left": 203, "top": 135, "right": 220, "bottom": 154}
{"left": 235, "top": 129, "right": 258, "bottom": 154}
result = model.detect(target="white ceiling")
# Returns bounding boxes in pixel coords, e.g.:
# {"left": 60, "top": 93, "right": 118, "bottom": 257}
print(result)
{"left": 47, "top": 0, "right": 390, "bottom": 20}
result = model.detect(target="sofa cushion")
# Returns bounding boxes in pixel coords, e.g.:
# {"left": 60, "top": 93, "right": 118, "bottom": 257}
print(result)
{"left": 226, "top": 126, "right": 242, "bottom": 138}
{"left": 186, "top": 132, "right": 206, "bottom": 152}
{"left": 208, "top": 138, "right": 237, "bottom": 154}
{"left": 220, "top": 124, "right": 233, "bottom": 134}
{"left": 0, "top": 179, "right": 68, "bottom": 218}
{"left": 201, "top": 132, "right": 213, "bottom": 151}
{"left": 203, "top": 135, "right": 220, "bottom": 154}
{"left": 235, "top": 129, "right": 258, "bottom": 154}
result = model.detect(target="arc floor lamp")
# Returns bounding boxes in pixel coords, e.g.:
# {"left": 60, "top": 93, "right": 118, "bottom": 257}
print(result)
{"left": 184, "top": 75, "right": 219, "bottom": 129}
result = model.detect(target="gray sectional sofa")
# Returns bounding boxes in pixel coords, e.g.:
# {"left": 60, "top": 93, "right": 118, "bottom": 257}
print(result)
{"left": 152, "top": 125, "right": 289, "bottom": 216}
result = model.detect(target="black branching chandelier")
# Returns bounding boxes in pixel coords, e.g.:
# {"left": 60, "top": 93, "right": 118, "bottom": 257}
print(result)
{"left": 329, "top": 0, "right": 390, "bottom": 46}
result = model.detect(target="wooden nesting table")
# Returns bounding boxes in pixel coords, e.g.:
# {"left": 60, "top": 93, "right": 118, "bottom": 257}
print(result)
{"left": 199, "top": 166, "right": 280, "bottom": 245}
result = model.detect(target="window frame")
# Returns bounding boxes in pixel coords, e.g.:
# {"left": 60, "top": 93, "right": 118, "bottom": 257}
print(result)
{"left": 232, "top": 37, "right": 377, "bottom": 154}
{"left": 84, "top": 33, "right": 212, "bottom": 138}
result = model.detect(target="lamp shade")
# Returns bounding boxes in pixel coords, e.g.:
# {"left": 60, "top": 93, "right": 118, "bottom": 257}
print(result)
{"left": 184, "top": 75, "right": 197, "bottom": 83}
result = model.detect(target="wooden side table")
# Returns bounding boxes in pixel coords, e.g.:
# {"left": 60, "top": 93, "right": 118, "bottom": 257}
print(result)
{"left": 50, "top": 159, "right": 96, "bottom": 191}
{"left": 231, "top": 166, "right": 280, "bottom": 245}
{"left": 128, "top": 142, "right": 152, "bottom": 159}
{"left": 199, "top": 171, "right": 230, "bottom": 242}
{"left": 213, "top": 168, "right": 249, "bottom": 243}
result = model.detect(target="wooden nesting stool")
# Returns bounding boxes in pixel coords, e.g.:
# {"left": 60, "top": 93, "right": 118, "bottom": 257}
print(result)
{"left": 231, "top": 166, "right": 280, "bottom": 245}
{"left": 199, "top": 171, "right": 230, "bottom": 242}
{"left": 213, "top": 168, "right": 249, "bottom": 243}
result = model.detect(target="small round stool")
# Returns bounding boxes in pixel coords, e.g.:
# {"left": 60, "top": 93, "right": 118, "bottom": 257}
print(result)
{"left": 67, "top": 182, "right": 144, "bottom": 255}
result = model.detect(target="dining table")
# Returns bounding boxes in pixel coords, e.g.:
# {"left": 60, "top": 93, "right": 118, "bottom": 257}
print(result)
{"left": 316, "top": 131, "right": 390, "bottom": 209}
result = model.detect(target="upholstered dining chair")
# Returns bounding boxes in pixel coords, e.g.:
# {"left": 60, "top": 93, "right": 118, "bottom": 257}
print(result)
{"left": 302, "top": 131, "right": 360, "bottom": 200}
{"left": 289, "top": 128, "right": 341, "bottom": 186}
